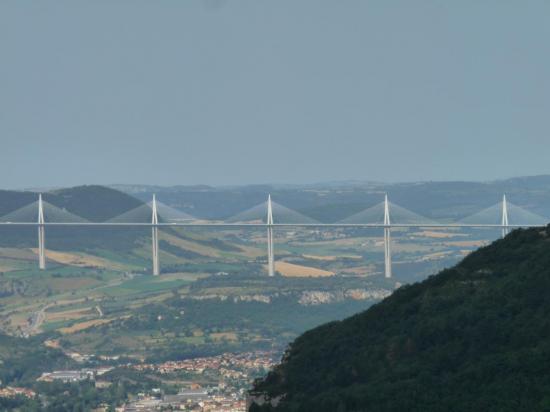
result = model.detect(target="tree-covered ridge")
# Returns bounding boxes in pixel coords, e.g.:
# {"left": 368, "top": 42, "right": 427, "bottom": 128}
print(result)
{"left": 0, "top": 185, "right": 147, "bottom": 251}
{"left": 0, "top": 185, "right": 142, "bottom": 221}
{"left": 0, "top": 333, "right": 74, "bottom": 385}
{"left": 250, "top": 225, "right": 550, "bottom": 412}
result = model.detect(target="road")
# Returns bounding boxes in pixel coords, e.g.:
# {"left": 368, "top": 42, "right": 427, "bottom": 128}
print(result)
{"left": 23, "top": 303, "right": 53, "bottom": 337}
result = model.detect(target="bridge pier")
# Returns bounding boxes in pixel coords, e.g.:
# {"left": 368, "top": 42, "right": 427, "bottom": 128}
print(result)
{"left": 152, "top": 194, "right": 160, "bottom": 276}
{"left": 267, "top": 195, "right": 275, "bottom": 277}
{"left": 501, "top": 194, "right": 509, "bottom": 238}
{"left": 4, "top": 192, "right": 538, "bottom": 279}
{"left": 38, "top": 194, "right": 46, "bottom": 270}
{"left": 384, "top": 194, "right": 392, "bottom": 278}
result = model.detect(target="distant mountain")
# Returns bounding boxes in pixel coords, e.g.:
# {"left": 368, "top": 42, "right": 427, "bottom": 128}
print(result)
{"left": 250, "top": 225, "right": 550, "bottom": 411}
{"left": 0, "top": 185, "right": 146, "bottom": 250}
{"left": 45, "top": 185, "right": 143, "bottom": 222}
{"left": 111, "top": 175, "right": 550, "bottom": 222}
{"left": 0, "top": 185, "right": 142, "bottom": 221}
{"left": 0, "top": 185, "right": 258, "bottom": 268}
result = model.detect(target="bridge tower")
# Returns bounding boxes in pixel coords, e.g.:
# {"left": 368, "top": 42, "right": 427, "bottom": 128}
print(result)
{"left": 151, "top": 194, "right": 160, "bottom": 276}
{"left": 38, "top": 194, "right": 46, "bottom": 270}
{"left": 267, "top": 195, "right": 275, "bottom": 277}
{"left": 501, "top": 194, "right": 509, "bottom": 238}
{"left": 383, "top": 194, "right": 392, "bottom": 278}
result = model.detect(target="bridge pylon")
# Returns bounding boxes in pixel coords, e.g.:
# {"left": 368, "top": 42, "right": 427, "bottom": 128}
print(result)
{"left": 152, "top": 194, "right": 160, "bottom": 276}
{"left": 384, "top": 194, "right": 392, "bottom": 278}
{"left": 38, "top": 194, "right": 46, "bottom": 270}
{"left": 501, "top": 194, "right": 509, "bottom": 238}
{"left": 267, "top": 195, "right": 275, "bottom": 277}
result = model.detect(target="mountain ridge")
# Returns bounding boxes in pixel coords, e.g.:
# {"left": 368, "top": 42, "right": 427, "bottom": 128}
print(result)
{"left": 111, "top": 175, "right": 550, "bottom": 222}
{"left": 250, "top": 225, "right": 550, "bottom": 411}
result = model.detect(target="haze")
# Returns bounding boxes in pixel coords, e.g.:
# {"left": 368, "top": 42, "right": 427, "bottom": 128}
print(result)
{"left": 1, "top": 1, "right": 549, "bottom": 188}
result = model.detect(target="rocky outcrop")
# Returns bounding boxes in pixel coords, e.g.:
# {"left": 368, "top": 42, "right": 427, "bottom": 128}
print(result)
{"left": 298, "top": 288, "right": 391, "bottom": 306}
{"left": 189, "top": 288, "right": 392, "bottom": 306}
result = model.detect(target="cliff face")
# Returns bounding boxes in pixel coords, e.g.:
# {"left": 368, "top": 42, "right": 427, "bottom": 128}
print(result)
{"left": 250, "top": 225, "right": 550, "bottom": 412}
{"left": 188, "top": 288, "right": 392, "bottom": 306}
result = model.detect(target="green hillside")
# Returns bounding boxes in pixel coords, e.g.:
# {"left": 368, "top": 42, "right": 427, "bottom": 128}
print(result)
{"left": 0, "top": 185, "right": 147, "bottom": 251}
{"left": 0, "top": 183, "right": 505, "bottom": 383}
{"left": 46, "top": 185, "right": 143, "bottom": 222}
{"left": 250, "top": 225, "right": 550, "bottom": 412}
{"left": 0, "top": 333, "right": 74, "bottom": 385}
{"left": 0, "top": 185, "right": 142, "bottom": 221}
{"left": 0, "top": 185, "right": 270, "bottom": 341}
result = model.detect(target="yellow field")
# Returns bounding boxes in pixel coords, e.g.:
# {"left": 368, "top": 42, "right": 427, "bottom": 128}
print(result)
{"left": 46, "top": 307, "right": 95, "bottom": 322}
{"left": 0, "top": 248, "right": 37, "bottom": 271}
{"left": 30, "top": 249, "right": 123, "bottom": 270}
{"left": 418, "top": 251, "right": 452, "bottom": 262}
{"left": 0, "top": 264, "right": 15, "bottom": 272}
{"left": 159, "top": 232, "right": 221, "bottom": 258}
{"left": 234, "top": 244, "right": 264, "bottom": 258}
{"left": 274, "top": 261, "right": 334, "bottom": 277}
{"left": 415, "top": 230, "right": 463, "bottom": 239}
{"left": 0, "top": 247, "right": 36, "bottom": 260}
{"left": 444, "top": 240, "right": 486, "bottom": 248}
{"left": 59, "top": 318, "right": 112, "bottom": 334}
{"left": 154, "top": 272, "right": 208, "bottom": 282}
{"left": 47, "top": 277, "right": 98, "bottom": 291}
{"left": 210, "top": 332, "right": 238, "bottom": 341}
{"left": 341, "top": 265, "right": 377, "bottom": 275}
{"left": 52, "top": 297, "right": 87, "bottom": 306}
{"left": 303, "top": 254, "right": 361, "bottom": 261}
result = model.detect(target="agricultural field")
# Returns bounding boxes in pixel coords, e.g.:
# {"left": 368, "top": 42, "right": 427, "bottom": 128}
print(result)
{"left": 0, "top": 220, "right": 496, "bottom": 361}
{"left": 0, "top": 184, "right": 516, "bottom": 363}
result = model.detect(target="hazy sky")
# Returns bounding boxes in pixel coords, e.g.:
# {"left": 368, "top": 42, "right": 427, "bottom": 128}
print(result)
{"left": 1, "top": 1, "right": 549, "bottom": 188}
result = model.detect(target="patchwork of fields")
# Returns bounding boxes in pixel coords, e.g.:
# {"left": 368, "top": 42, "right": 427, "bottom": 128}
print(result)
{"left": 0, "top": 222, "right": 495, "bottom": 359}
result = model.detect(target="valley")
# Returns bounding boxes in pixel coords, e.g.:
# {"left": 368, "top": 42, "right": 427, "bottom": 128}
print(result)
{"left": 0, "top": 181, "right": 545, "bottom": 410}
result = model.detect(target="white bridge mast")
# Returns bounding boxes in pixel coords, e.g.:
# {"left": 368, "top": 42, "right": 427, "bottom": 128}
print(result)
{"left": 267, "top": 195, "right": 275, "bottom": 277}
{"left": 38, "top": 194, "right": 46, "bottom": 270}
{"left": 13, "top": 192, "right": 530, "bottom": 278}
{"left": 152, "top": 194, "right": 160, "bottom": 276}
{"left": 501, "top": 194, "right": 509, "bottom": 238}
{"left": 384, "top": 194, "right": 392, "bottom": 278}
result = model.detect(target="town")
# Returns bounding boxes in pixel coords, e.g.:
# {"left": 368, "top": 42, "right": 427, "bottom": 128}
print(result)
{"left": 0, "top": 351, "right": 278, "bottom": 411}
{"left": 125, "top": 352, "right": 276, "bottom": 411}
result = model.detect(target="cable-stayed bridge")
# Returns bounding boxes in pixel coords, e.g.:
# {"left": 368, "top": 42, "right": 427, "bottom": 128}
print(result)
{"left": 0, "top": 193, "right": 547, "bottom": 278}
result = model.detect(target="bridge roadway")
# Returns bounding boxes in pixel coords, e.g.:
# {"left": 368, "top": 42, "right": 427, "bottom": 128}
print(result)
{"left": 1, "top": 192, "right": 545, "bottom": 277}
{"left": 0, "top": 222, "right": 542, "bottom": 228}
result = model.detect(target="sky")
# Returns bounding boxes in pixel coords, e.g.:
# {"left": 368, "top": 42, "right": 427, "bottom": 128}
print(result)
{"left": 1, "top": 1, "right": 549, "bottom": 189}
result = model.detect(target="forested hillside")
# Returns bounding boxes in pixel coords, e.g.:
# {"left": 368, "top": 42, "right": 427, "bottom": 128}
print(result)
{"left": 250, "top": 225, "right": 550, "bottom": 412}
{"left": 0, "top": 333, "right": 73, "bottom": 385}
{"left": 0, "top": 185, "right": 147, "bottom": 250}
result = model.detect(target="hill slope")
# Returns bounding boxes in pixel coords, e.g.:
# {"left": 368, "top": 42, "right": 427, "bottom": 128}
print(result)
{"left": 250, "top": 225, "right": 550, "bottom": 412}
{"left": 0, "top": 185, "right": 142, "bottom": 220}
{"left": 116, "top": 175, "right": 550, "bottom": 221}
{"left": 0, "top": 185, "right": 146, "bottom": 250}
{"left": 0, "top": 333, "right": 74, "bottom": 385}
